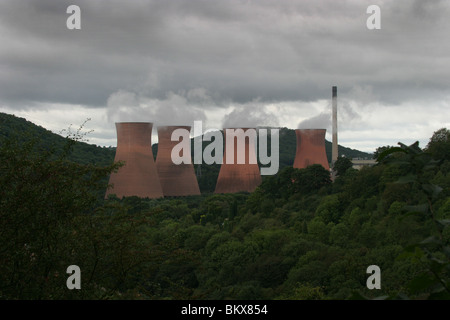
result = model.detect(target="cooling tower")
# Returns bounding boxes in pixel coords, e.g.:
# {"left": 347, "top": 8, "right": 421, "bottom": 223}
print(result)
{"left": 293, "top": 129, "right": 330, "bottom": 170}
{"left": 105, "top": 122, "right": 164, "bottom": 199}
{"left": 215, "top": 128, "right": 262, "bottom": 194}
{"left": 155, "top": 126, "right": 201, "bottom": 196}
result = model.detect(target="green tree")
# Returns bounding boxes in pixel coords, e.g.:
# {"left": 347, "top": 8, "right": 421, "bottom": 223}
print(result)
{"left": 0, "top": 127, "right": 161, "bottom": 299}
{"left": 373, "top": 141, "right": 450, "bottom": 299}
{"left": 291, "top": 164, "right": 332, "bottom": 195}
{"left": 425, "top": 128, "right": 450, "bottom": 161}
{"left": 373, "top": 145, "right": 394, "bottom": 160}
{"left": 315, "top": 194, "right": 342, "bottom": 224}
{"left": 333, "top": 156, "right": 353, "bottom": 176}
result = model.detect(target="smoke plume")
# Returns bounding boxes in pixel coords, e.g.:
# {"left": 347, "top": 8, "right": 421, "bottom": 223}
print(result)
{"left": 106, "top": 89, "right": 208, "bottom": 127}
{"left": 221, "top": 100, "right": 280, "bottom": 129}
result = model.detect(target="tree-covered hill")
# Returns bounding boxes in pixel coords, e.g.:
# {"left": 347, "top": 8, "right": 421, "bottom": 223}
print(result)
{"left": 0, "top": 112, "right": 116, "bottom": 166}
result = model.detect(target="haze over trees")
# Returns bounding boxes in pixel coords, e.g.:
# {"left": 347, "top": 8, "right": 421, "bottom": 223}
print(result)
{"left": 0, "top": 112, "right": 448, "bottom": 300}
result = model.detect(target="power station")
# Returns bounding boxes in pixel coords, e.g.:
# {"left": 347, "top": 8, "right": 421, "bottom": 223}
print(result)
{"left": 214, "top": 128, "right": 262, "bottom": 194}
{"left": 105, "top": 86, "right": 340, "bottom": 197}
{"left": 156, "top": 125, "right": 201, "bottom": 197}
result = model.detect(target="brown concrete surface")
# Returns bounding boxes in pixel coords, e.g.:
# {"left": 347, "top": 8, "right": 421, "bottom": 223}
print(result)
{"left": 155, "top": 126, "right": 201, "bottom": 196}
{"left": 105, "top": 122, "right": 164, "bottom": 199}
{"left": 293, "top": 129, "right": 330, "bottom": 170}
{"left": 215, "top": 128, "right": 262, "bottom": 194}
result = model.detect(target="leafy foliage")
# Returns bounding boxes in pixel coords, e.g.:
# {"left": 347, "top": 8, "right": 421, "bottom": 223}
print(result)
{"left": 333, "top": 156, "right": 354, "bottom": 176}
{"left": 425, "top": 128, "right": 450, "bottom": 161}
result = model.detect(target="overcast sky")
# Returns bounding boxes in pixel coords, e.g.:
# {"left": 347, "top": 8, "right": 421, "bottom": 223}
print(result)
{"left": 1, "top": 0, "right": 449, "bottom": 153}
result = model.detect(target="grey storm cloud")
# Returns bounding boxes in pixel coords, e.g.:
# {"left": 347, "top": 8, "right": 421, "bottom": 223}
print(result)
{"left": 1, "top": 0, "right": 450, "bottom": 122}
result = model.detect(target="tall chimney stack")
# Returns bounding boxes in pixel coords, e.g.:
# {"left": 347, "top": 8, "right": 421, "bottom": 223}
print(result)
{"left": 332, "top": 86, "right": 338, "bottom": 164}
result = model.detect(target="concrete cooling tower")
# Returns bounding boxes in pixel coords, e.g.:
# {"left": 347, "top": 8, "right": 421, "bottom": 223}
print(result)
{"left": 215, "top": 128, "right": 262, "bottom": 194}
{"left": 105, "top": 122, "right": 164, "bottom": 199}
{"left": 155, "top": 126, "right": 201, "bottom": 196}
{"left": 293, "top": 129, "right": 330, "bottom": 171}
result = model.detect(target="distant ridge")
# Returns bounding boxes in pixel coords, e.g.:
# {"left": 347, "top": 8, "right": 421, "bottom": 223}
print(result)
{"left": 0, "top": 112, "right": 115, "bottom": 166}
